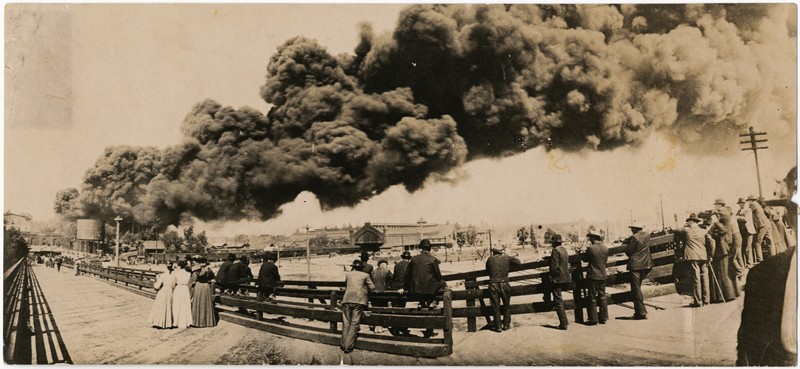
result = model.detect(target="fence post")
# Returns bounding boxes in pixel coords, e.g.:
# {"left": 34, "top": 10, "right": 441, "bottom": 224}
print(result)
{"left": 139, "top": 271, "right": 144, "bottom": 290}
{"left": 572, "top": 266, "right": 588, "bottom": 324}
{"left": 329, "top": 290, "right": 338, "bottom": 333}
{"left": 443, "top": 289, "right": 453, "bottom": 355}
{"left": 465, "top": 278, "right": 477, "bottom": 332}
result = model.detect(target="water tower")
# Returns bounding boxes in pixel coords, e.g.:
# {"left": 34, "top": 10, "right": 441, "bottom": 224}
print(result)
{"left": 76, "top": 219, "right": 104, "bottom": 254}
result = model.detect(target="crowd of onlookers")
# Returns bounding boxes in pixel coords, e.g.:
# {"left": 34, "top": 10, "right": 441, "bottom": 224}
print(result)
{"left": 139, "top": 194, "right": 794, "bottom": 359}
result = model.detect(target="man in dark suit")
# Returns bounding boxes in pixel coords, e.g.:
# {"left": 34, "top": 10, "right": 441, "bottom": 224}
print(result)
{"left": 257, "top": 252, "right": 281, "bottom": 300}
{"left": 585, "top": 230, "right": 609, "bottom": 325}
{"left": 227, "top": 256, "right": 251, "bottom": 295}
{"left": 485, "top": 246, "right": 521, "bottom": 332}
{"left": 359, "top": 251, "right": 374, "bottom": 276}
{"left": 625, "top": 224, "right": 652, "bottom": 320}
{"left": 388, "top": 250, "right": 412, "bottom": 336}
{"left": 404, "top": 239, "right": 444, "bottom": 338}
{"left": 390, "top": 251, "right": 412, "bottom": 292}
{"left": 216, "top": 253, "right": 236, "bottom": 294}
{"left": 548, "top": 234, "right": 571, "bottom": 330}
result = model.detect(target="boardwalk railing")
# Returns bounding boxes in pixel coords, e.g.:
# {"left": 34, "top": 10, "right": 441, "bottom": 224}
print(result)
{"left": 4, "top": 259, "right": 29, "bottom": 363}
{"left": 76, "top": 232, "right": 683, "bottom": 355}
{"left": 4, "top": 260, "right": 72, "bottom": 364}
{"left": 77, "top": 264, "right": 453, "bottom": 357}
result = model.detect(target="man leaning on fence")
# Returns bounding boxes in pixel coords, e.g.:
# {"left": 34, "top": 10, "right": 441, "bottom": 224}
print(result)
{"left": 548, "top": 234, "right": 571, "bottom": 330}
{"left": 340, "top": 259, "right": 375, "bottom": 354}
{"left": 585, "top": 230, "right": 608, "bottom": 325}
{"left": 485, "top": 245, "right": 521, "bottom": 332}
{"left": 403, "top": 239, "right": 445, "bottom": 338}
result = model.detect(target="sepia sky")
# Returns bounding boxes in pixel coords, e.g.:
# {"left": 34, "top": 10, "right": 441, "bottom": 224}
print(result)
{"left": 5, "top": 4, "right": 798, "bottom": 238}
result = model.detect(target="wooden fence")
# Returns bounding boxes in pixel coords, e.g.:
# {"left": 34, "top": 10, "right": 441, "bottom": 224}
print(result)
{"left": 76, "top": 232, "right": 685, "bottom": 356}
{"left": 77, "top": 263, "right": 453, "bottom": 357}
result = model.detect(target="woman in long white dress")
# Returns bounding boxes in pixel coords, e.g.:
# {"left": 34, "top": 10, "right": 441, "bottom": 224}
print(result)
{"left": 150, "top": 264, "right": 177, "bottom": 328}
{"left": 172, "top": 261, "right": 193, "bottom": 328}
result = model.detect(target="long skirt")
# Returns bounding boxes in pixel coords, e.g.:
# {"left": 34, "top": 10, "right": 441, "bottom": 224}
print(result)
{"left": 172, "top": 285, "right": 193, "bottom": 328}
{"left": 150, "top": 286, "right": 174, "bottom": 328}
{"left": 191, "top": 282, "right": 217, "bottom": 327}
{"left": 710, "top": 257, "right": 738, "bottom": 303}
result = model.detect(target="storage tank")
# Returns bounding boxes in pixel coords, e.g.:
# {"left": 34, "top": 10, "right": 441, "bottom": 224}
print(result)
{"left": 76, "top": 219, "right": 104, "bottom": 240}
{"left": 76, "top": 219, "right": 104, "bottom": 254}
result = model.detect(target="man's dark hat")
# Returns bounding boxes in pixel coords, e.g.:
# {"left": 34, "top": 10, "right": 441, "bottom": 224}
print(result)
{"left": 686, "top": 213, "right": 702, "bottom": 223}
{"left": 550, "top": 234, "right": 563, "bottom": 244}
{"left": 419, "top": 239, "right": 432, "bottom": 250}
{"left": 360, "top": 251, "right": 370, "bottom": 260}
{"left": 351, "top": 259, "right": 364, "bottom": 269}
{"left": 401, "top": 250, "right": 412, "bottom": 259}
{"left": 737, "top": 197, "right": 746, "bottom": 204}
{"left": 227, "top": 253, "right": 236, "bottom": 261}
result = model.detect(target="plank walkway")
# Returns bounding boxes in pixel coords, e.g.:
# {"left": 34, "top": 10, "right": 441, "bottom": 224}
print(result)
{"left": 33, "top": 264, "right": 740, "bottom": 365}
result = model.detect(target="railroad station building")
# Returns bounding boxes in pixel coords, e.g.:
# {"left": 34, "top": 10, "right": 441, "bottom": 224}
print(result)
{"left": 351, "top": 218, "right": 456, "bottom": 252}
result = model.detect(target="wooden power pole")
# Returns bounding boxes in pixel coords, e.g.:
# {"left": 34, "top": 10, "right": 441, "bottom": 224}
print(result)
{"left": 739, "top": 126, "right": 769, "bottom": 198}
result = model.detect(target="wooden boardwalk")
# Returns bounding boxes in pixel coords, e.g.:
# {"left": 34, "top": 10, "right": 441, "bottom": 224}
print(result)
{"left": 34, "top": 264, "right": 740, "bottom": 365}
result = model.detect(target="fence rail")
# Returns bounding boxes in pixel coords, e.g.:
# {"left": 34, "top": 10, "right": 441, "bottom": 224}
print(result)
{"left": 76, "top": 232, "right": 684, "bottom": 355}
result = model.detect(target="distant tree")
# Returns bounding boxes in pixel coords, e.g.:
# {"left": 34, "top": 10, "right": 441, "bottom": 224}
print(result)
{"left": 517, "top": 227, "right": 529, "bottom": 245}
{"left": 4, "top": 227, "right": 29, "bottom": 270}
{"left": 161, "top": 230, "right": 183, "bottom": 253}
{"left": 544, "top": 228, "right": 556, "bottom": 243}
{"left": 183, "top": 226, "right": 208, "bottom": 253}
{"left": 465, "top": 226, "right": 478, "bottom": 246}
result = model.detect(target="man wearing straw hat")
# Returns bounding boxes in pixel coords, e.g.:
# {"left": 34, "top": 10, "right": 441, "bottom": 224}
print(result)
{"left": 678, "top": 214, "right": 711, "bottom": 307}
{"left": 585, "top": 229, "right": 608, "bottom": 325}
{"left": 340, "top": 259, "right": 375, "bottom": 354}
{"left": 625, "top": 223, "right": 652, "bottom": 320}
{"left": 485, "top": 245, "right": 521, "bottom": 332}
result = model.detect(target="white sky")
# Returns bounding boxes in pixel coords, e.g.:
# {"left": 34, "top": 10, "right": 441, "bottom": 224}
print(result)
{"left": 4, "top": 4, "right": 798, "bottom": 238}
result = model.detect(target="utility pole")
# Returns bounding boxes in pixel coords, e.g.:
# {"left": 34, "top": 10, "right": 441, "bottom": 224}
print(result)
{"left": 305, "top": 225, "right": 311, "bottom": 281}
{"left": 659, "top": 193, "right": 665, "bottom": 230}
{"left": 740, "top": 126, "right": 769, "bottom": 198}
{"left": 114, "top": 216, "right": 122, "bottom": 267}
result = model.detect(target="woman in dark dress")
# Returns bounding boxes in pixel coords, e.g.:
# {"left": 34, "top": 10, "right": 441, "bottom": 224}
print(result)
{"left": 191, "top": 257, "right": 217, "bottom": 327}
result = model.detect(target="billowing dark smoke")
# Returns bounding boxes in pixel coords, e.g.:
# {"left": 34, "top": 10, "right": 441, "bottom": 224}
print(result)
{"left": 57, "top": 4, "right": 796, "bottom": 227}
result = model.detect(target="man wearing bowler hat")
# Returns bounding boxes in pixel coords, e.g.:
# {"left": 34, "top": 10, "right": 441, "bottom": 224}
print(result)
{"left": 485, "top": 245, "right": 521, "bottom": 332}
{"left": 625, "top": 223, "right": 652, "bottom": 319}
{"left": 388, "top": 250, "right": 413, "bottom": 336}
{"left": 548, "top": 234, "right": 571, "bottom": 330}
{"left": 404, "top": 239, "right": 444, "bottom": 338}
{"left": 359, "top": 251, "right": 374, "bottom": 275}
{"left": 585, "top": 229, "right": 609, "bottom": 325}
{"left": 678, "top": 214, "right": 711, "bottom": 307}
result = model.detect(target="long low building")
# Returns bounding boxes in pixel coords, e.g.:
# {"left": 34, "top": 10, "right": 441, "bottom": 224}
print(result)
{"left": 351, "top": 219, "right": 458, "bottom": 252}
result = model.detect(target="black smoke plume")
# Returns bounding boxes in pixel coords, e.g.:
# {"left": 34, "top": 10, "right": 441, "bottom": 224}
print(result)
{"left": 57, "top": 4, "right": 796, "bottom": 227}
